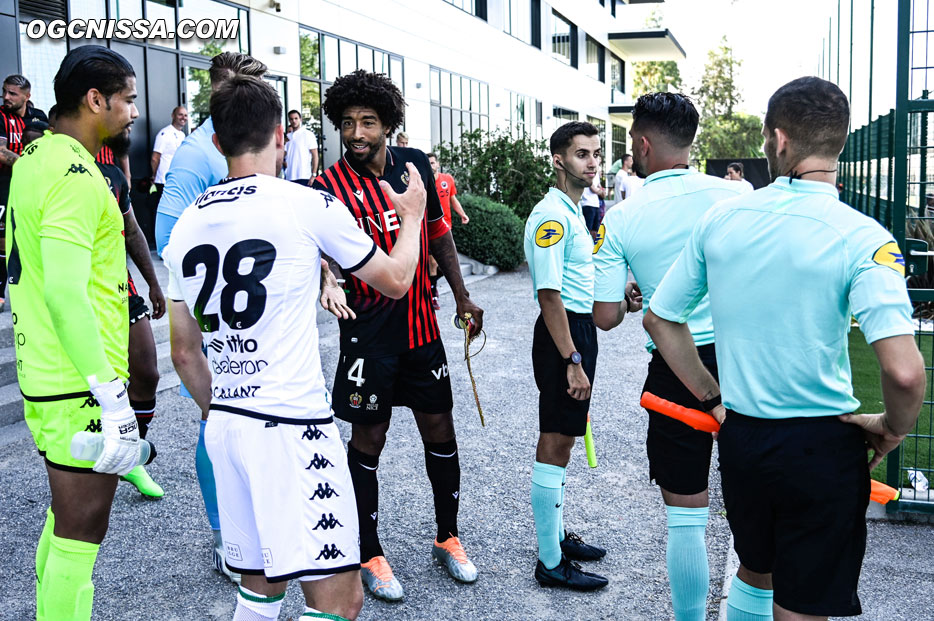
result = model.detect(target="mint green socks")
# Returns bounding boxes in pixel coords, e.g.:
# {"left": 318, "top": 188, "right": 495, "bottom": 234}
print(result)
{"left": 531, "top": 461, "right": 565, "bottom": 569}
{"left": 726, "top": 576, "right": 774, "bottom": 620}
{"left": 666, "top": 506, "right": 710, "bottom": 621}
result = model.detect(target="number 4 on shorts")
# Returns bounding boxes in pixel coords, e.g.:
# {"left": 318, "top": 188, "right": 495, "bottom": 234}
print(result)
{"left": 347, "top": 358, "right": 365, "bottom": 387}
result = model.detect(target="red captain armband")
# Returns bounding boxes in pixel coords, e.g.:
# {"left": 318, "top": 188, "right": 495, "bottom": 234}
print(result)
{"left": 427, "top": 216, "right": 451, "bottom": 241}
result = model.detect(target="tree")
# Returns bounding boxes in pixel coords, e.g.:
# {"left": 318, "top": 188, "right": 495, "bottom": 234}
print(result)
{"left": 692, "top": 37, "right": 763, "bottom": 162}
{"left": 189, "top": 41, "right": 225, "bottom": 129}
{"left": 631, "top": 11, "right": 682, "bottom": 97}
{"left": 436, "top": 127, "right": 553, "bottom": 221}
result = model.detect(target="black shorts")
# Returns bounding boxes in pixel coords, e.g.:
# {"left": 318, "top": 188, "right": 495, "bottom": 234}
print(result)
{"left": 642, "top": 344, "right": 717, "bottom": 495}
{"left": 127, "top": 276, "right": 150, "bottom": 325}
{"left": 718, "top": 411, "right": 869, "bottom": 617}
{"left": 332, "top": 339, "right": 453, "bottom": 424}
{"left": 532, "top": 311, "right": 597, "bottom": 437}
{"left": 582, "top": 205, "right": 600, "bottom": 232}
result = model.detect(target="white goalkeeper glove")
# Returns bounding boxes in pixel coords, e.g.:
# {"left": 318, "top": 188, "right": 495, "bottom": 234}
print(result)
{"left": 89, "top": 377, "right": 140, "bottom": 475}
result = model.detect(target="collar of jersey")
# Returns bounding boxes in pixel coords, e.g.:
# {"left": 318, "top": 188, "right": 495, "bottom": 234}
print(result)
{"left": 547, "top": 187, "right": 581, "bottom": 213}
{"left": 642, "top": 167, "right": 695, "bottom": 187}
{"left": 217, "top": 173, "right": 257, "bottom": 185}
{"left": 53, "top": 132, "right": 94, "bottom": 162}
{"left": 342, "top": 146, "right": 394, "bottom": 180}
{"left": 770, "top": 176, "right": 839, "bottom": 197}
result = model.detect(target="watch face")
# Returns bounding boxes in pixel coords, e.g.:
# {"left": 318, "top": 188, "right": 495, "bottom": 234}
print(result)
{"left": 571, "top": 352, "right": 582, "bottom": 365}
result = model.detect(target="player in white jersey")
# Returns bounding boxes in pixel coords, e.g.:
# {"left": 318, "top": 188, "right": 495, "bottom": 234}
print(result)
{"left": 164, "top": 76, "right": 427, "bottom": 621}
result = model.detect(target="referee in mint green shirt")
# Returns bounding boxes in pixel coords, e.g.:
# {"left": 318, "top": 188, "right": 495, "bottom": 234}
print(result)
{"left": 645, "top": 77, "right": 925, "bottom": 620}
{"left": 524, "top": 121, "right": 610, "bottom": 592}
{"left": 593, "top": 92, "right": 744, "bottom": 621}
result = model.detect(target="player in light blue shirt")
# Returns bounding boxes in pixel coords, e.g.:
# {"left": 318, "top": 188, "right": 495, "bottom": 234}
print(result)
{"left": 645, "top": 77, "right": 925, "bottom": 619}
{"left": 593, "top": 92, "right": 744, "bottom": 621}
{"left": 524, "top": 121, "right": 610, "bottom": 592}
{"left": 154, "top": 51, "right": 268, "bottom": 584}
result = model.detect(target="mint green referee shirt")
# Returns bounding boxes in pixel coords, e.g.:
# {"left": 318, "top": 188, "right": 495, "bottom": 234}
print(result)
{"left": 524, "top": 188, "right": 595, "bottom": 313}
{"left": 593, "top": 168, "right": 743, "bottom": 351}
{"left": 650, "top": 177, "right": 915, "bottom": 419}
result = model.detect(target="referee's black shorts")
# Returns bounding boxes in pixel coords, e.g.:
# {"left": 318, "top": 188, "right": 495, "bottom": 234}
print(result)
{"left": 718, "top": 411, "right": 870, "bottom": 617}
{"left": 532, "top": 311, "right": 597, "bottom": 437}
{"left": 642, "top": 343, "right": 717, "bottom": 495}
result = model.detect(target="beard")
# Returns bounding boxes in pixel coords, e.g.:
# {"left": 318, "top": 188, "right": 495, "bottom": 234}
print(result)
{"left": 343, "top": 138, "right": 382, "bottom": 167}
{"left": 631, "top": 153, "right": 648, "bottom": 179}
{"left": 104, "top": 131, "right": 131, "bottom": 159}
{"left": 764, "top": 137, "right": 780, "bottom": 182}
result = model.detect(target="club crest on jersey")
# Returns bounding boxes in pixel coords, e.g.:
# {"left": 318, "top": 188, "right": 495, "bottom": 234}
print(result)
{"left": 367, "top": 394, "right": 378, "bottom": 411}
{"left": 349, "top": 392, "right": 363, "bottom": 408}
{"left": 535, "top": 220, "right": 564, "bottom": 248}
{"left": 872, "top": 241, "right": 905, "bottom": 276}
{"left": 401, "top": 170, "right": 410, "bottom": 186}
{"left": 440, "top": 180, "right": 449, "bottom": 190}
{"left": 593, "top": 224, "right": 606, "bottom": 254}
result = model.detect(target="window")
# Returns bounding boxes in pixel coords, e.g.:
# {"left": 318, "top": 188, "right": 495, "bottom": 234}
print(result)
{"left": 610, "top": 54, "right": 625, "bottom": 103}
{"left": 430, "top": 67, "right": 489, "bottom": 149}
{"left": 18, "top": 22, "right": 65, "bottom": 114}
{"left": 588, "top": 115, "right": 607, "bottom": 175}
{"left": 552, "top": 106, "right": 578, "bottom": 133}
{"left": 611, "top": 124, "right": 627, "bottom": 170}
{"left": 177, "top": 0, "right": 249, "bottom": 57}
{"left": 551, "top": 11, "right": 575, "bottom": 67}
{"left": 443, "top": 0, "right": 474, "bottom": 12}
{"left": 503, "top": 0, "right": 531, "bottom": 44}
{"left": 585, "top": 35, "right": 604, "bottom": 82}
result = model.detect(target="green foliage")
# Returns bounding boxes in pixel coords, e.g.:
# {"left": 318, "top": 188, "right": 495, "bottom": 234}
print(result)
{"left": 631, "top": 11, "right": 682, "bottom": 97}
{"left": 451, "top": 194, "right": 525, "bottom": 271}
{"left": 692, "top": 36, "right": 763, "bottom": 162}
{"left": 189, "top": 41, "right": 224, "bottom": 129}
{"left": 299, "top": 31, "right": 320, "bottom": 79}
{"left": 436, "top": 128, "right": 554, "bottom": 222}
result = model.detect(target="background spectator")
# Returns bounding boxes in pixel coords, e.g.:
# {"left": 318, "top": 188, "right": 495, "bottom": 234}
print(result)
{"left": 726, "top": 161, "right": 755, "bottom": 193}
{"left": 283, "top": 108, "right": 318, "bottom": 185}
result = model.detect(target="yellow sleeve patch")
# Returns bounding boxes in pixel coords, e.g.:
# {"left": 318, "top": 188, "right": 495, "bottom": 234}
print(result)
{"left": 535, "top": 220, "right": 565, "bottom": 248}
{"left": 592, "top": 223, "right": 606, "bottom": 254}
{"left": 872, "top": 241, "right": 906, "bottom": 276}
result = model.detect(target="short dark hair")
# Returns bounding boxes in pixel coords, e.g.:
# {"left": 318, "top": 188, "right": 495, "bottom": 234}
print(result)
{"left": 54, "top": 45, "right": 135, "bottom": 117}
{"left": 426, "top": 152, "right": 438, "bottom": 160}
{"left": 209, "top": 52, "right": 267, "bottom": 87}
{"left": 765, "top": 77, "right": 849, "bottom": 159}
{"left": 3, "top": 74, "right": 30, "bottom": 90}
{"left": 631, "top": 92, "right": 698, "bottom": 149}
{"left": 550, "top": 121, "right": 599, "bottom": 156}
{"left": 287, "top": 109, "right": 301, "bottom": 117}
{"left": 727, "top": 162, "right": 744, "bottom": 175}
{"left": 210, "top": 75, "right": 282, "bottom": 157}
{"left": 322, "top": 70, "right": 405, "bottom": 134}
{"left": 623, "top": 153, "right": 632, "bottom": 160}
{"left": 47, "top": 104, "right": 57, "bottom": 126}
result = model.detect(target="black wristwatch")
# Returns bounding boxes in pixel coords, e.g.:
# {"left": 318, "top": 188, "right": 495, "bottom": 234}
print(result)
{"left": 564, "top": 351, "right": 582, "bottom": 366}
{"left": 701, "top": 394, "right": 722, "bottom": 412}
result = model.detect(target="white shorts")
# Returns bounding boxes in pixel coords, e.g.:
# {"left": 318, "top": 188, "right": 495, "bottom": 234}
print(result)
{"left": 204, "top": 410, "right": 360, "bottom": 582}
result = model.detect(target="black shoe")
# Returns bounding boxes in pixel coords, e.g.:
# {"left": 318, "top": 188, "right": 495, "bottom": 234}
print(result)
{"left": 560, "top": 531, "right": 606, "bottom": 561}
{"left": 534, "top": 556, "right": 608, "bottom": 591}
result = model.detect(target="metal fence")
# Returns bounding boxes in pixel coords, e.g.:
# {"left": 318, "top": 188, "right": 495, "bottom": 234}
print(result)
{"left": 838, "top": 0, "right": 934, "bottom": 514}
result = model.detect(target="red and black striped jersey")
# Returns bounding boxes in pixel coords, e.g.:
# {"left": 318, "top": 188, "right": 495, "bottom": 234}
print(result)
{"left": 313, "top": 146, "right": 450, "bottom": 355}
{"left": 0, "top": 109, "right": 26, "bottom": 177}
{"left": 96, "top": 144, "right": 117, "bottom": 166}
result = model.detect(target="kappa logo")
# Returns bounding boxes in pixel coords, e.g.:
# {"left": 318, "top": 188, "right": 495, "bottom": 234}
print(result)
{"left": 431, "top": 364, "right": 449, "bottom": 380}
{"left": 80, "top": 395, "right": 100, "bottom": 409}
{"left": 872, "top": 241, "right": 906, "bottom": 276}
{"left": 535, "top": 220, "right": 565, "bottom": 248}
{"left": 302, "top": 425, "right": 328, "bottom": 441}
{"left": 310, "top": 483, "right": 340, "bottom": 500}
{"left": 84, "top": 418, "right": 103, "bottom": 433}
{"left": 312, "top": 513, "right": 344, "bottom": 530}
{"left": 65, "top": 163, "right": 90, "bottom": 176}
{"left": 305, "top": 453, "right": 334, "bottom": 470}
{"left": 318, "top": 190, "right": 336, "bottom": 208}
{"left": 316, "top": 544, "right": 346, "bottom": 561}
{"left": 593, "top": 223, "right": 606, "bottom": 254}
{"left": 349, "top": 392, "right": 363, "bottom": 408}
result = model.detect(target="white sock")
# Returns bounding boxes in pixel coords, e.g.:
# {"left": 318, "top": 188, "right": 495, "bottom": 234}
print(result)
{"left": 233, "top": 586, "right": 284, "bottom": 621}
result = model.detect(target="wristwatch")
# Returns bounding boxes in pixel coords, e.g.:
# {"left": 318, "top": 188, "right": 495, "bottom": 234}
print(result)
{"left": 564, "top": 351, "right": 582, "bottom": 366}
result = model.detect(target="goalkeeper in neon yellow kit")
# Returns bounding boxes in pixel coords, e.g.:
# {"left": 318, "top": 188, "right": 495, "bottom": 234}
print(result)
{"left": 8, "top": 46, "right": 140, "bottom": 621}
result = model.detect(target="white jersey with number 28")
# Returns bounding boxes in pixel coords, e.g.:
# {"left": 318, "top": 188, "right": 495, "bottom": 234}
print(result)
{"left": 163, "top": 173, "right": 377, "bottom": 421}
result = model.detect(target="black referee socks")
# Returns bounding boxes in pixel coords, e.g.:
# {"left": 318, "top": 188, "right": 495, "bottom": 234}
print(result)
{"left": 347, "top": 443, "right": 384, "bottom": 561}
{"left": 424, "top": 439, "right": 460, "bottom": 543}
{"left": 130, "top": 398, "right": 156, "bottom": 439}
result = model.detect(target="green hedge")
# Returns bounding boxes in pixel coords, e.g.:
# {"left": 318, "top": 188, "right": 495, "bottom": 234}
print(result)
{"left": 451, "top": 194, "right": 525, "bottom": 271}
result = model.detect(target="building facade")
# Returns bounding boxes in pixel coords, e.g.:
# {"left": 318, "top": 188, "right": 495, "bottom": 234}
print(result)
{"left": 1, "top": 0, "right": 684, "bottom": 187}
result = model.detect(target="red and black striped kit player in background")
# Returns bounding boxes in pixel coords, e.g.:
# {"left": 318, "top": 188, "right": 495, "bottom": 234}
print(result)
{"left": 313, "top": 70, "right": 485, "bottom": 602}
{"left": 0, "top": 74, "right": 31, "bottom": 311}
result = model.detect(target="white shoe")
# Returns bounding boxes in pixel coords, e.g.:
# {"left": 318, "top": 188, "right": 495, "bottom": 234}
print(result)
{"left": 213, "top": 545, "right": 241, "bottom": 584}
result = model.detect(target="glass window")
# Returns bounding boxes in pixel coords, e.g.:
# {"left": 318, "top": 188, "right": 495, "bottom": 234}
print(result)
{"left": 441, "top": 107, "right": 452, "bottom": 145}
{"left": 451, "top": 76, "right": 461, "bottom": 111}
{"left": 147, "top": 1, "right": 177, "bottom": 49}
{"left": 358, "top": 47, "right": 374, "bottom": 73}
{"left": 430, "top": 68, "right": 489, "bottom": 148}
{"left": 390, "top": 57, "right": 403, "bottom": 90}
{"left": 18, "top": 23, "right": 66, "bottom": 114}
{"left": 440, "top": 72, "right": 451, "bottom": 107}
{"left": 480, "top": 83, "right": 488, "bottom": 115}
{"left": 471, "top": 80, "right": 480, "bottom": 113}
{"left": 588, "top": 115, "right": 607, "bottom": 171}
{"left": 178, "top": 0, "right": 249, "bottom": 57}
{"left": 72, "top": 0, "right": 106, "bottom": 20}
{"left": 551, "top": 11, "right": 572, "bottom": 66}
{"left": 109, "top": 0, "right": 142, "bottom": 20}
{"left": 504, "top": 0, "right": 531, "bottom": 44}
{"left": 300, "top": 30, "right": 320, "bottom": 79}
{"left": 443, "top": 0, "right": 475, "bottom": 13}
{"left": 339, "top": 39, "right": 356, "bottom": 77}
{"left": 610, "top": 54, "right": 624, "bottom": 101}
{"left": 322, "top": 35, "right": 339, "bottom": 82}
{"left": 301, "top": 80, "right": 322, "bottom": 149}
{"left": 612, "top": 124, "right": 627, "bottom": 167}
{"left": 376, "top": 52, "right": 390, "bottom": 75}
{"left": 430, "top": 69, "right": 441, "bottom": 104}
{"left": 263, "top": 75, "right": 287, "bottom": 128}
{"left": 585, "top": 36, "right": 601, "bottom": 81}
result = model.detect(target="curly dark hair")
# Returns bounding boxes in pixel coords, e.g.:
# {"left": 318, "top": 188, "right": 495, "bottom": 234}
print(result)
{"left": 322, "top": 70, "right": 405, "bottom": 134}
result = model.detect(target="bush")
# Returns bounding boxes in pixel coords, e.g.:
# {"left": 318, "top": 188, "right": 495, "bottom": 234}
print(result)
{"left": 451, "top": 194, "right": 525, "bottom": 270}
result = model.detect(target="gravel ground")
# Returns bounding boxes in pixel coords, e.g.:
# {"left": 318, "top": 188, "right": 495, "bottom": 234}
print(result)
{"left": 1, "top": 266, "right": 932, "bottom": 620}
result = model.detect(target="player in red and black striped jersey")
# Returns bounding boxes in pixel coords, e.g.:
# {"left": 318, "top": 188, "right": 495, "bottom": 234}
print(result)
{"left": 313, "top": 70, "right": 485, "bottom": 600}
{"left": 95, "top": 140, "right": 167, "bottom": 498}
{"left": 0, "top": 74, "right": 32, "bottom": 311}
